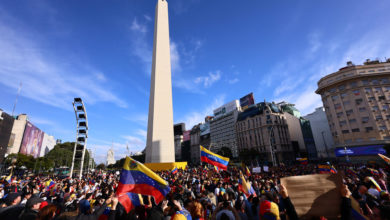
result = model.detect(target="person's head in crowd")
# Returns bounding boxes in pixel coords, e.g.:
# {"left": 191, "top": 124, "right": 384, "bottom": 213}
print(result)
{"left": 26, "top": 197, "right": 43, "bottom": 211}
{"left": 37, "top": 204, "right": 57, "bottom": 220}
{"left": 5, "top": 192, "right": 21, "bottom": 206}
{"left": 358, "top": 185, "right": 368, "bottom": 196}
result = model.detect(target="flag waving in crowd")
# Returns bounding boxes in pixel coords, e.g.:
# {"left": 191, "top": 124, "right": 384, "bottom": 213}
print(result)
{"left": 238, "top": 171, "right": 256, "bottom": 197}
{"left": 200, "top": 145, "right": 229, "bottom": 170}
{"left": 116, "top": 157, "right": 170, "bottom": 212}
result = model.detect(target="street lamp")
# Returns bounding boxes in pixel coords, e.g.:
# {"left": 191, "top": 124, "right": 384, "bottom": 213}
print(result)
{"left": 321, "top": 131, "right": 330, "bottom": 158}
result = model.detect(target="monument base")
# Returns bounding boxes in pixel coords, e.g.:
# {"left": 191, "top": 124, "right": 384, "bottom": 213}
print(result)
{"left": 145, "top": 162, "right": 187, "bottom": 171}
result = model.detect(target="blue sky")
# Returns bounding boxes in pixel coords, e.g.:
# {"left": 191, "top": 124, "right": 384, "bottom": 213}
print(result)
{"left": 0, "top": 0, "right": 389, "bottom": 163}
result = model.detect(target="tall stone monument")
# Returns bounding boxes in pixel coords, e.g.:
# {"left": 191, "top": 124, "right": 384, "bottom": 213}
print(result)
{"left": 145, "top": 0, "right": 175, "bottom": 163}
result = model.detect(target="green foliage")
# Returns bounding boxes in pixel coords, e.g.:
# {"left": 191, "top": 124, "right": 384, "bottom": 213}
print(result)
{"left": 4, "top": 142, "right": 95, "bottom": 172}
{"left": 96, "top": 163, "right": 106, "bottom": 170}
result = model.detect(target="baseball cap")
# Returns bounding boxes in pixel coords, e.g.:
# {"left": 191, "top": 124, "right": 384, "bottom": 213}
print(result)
{"left": 260, "top": 200, "right": 280, "bottom": 220}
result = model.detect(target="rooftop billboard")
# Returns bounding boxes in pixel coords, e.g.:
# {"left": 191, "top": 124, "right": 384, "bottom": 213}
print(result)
{"left": 334, "top": 145, "right": 386, "bottom": 157}
{"left": 213, "top": 100, "right": 239, "bottom": 118}
{"left": 19, "top": 122, "right": 44, "bottom": 158}
{"left": 240, "top": 93, "right": 255, "bottom": 110}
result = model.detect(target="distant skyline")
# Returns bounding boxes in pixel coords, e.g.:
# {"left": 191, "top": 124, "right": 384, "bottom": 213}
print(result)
{"left": 0, "top": 0, "right": 389, "bottom": 163}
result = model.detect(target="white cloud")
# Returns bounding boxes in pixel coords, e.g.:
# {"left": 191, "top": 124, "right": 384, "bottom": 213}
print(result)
{"left": 178, "top": 94, "right": 225, "bottom": 128}
{"left": 130, "top": 18, "right": 147, "bottom": 34}
{"left": 170, "top": 41, "right": 181, "bottom": 73}
{"left": 228, "top": 78, "right": 239, "bottom": 84}
{"left": 122, "top": 135, "right": 146, "bottom": 149}
{"left": 194, "top": 70, "right": 222, "bottom": 88}
{"left": 143, "top": 14, "right": 152, "bottom": 22}
{"left": 0, "top": 16, "right": 127, "bottom": 110}
{"left": 135, "top": 129, "right": 147, "bottom": 139}
{"left": 124, "top": 114, "right": 148, "bottom": 127}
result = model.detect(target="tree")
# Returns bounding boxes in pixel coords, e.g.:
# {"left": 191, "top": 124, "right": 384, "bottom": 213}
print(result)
{"left": 45, "top": 142, "right": 94, "bottom": 169}
{"left": 96, "top": 163, "right": 106, "bottom": 170}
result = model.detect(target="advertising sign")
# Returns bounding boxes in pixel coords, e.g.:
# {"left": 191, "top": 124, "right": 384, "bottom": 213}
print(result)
{"left": 19, "top": 122, "right": 44, "bottom": 158}
{"left": 240, "top": 93, "right": 255, "bottom": 110}
{"left": 334, "top": 145, "right": 386, "bottom": 157}
{"left": 200, "top": 122, "right": 210, "bottom": 136}
{"left": 213, "top": 100, "right": 239, "bottom": 118}
{"left": 183, "top": 130, "right": 191, "bottom": 142}
{"left": 252, "top": 167, "right": 261, "bottom": 173}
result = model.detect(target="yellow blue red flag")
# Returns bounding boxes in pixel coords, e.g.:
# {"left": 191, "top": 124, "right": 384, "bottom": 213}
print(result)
{"left": 200, "top": 146, "right": 229, "bottom": 170}
{"left": 116, "top": 157, "right": 170, "bottom": 211}
{"left": 118, "top": 192, "right": 144, "bottom": 213}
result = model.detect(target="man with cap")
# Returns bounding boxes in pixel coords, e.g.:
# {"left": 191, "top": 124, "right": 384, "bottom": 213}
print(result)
{"left": 19, "top": 197, "right": 43, "bottom": 220}
{"left": 0, "top": 192, "right": 24, "bottom": 220}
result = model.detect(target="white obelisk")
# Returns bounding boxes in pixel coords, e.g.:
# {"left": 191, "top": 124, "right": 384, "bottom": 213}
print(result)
{"left": 145, "top": 0, "right": 175, "bottom": 163}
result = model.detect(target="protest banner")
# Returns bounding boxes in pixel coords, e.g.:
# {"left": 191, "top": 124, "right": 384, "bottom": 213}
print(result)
{"left": 281, "top": 174, "right": 343, "bottom": 219}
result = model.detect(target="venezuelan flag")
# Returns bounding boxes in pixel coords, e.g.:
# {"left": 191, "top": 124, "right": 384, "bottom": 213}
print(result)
{"left": 118, "top": 192, "right": 144, "bottom": 213}
{"left": 200, "top": 146, "right": 229, "bottom": 170}
{"left": 238, "top": 171, "right": 256, "bottom": 197}
{"left": 351, "top": 197, "right": 369, "bottom": 220}
{"left": 378, "top": 153, "right": 390, "bottom": 164}
{"left": 346, "top": 168, "right": 357, "bottom": 176}
{"left": 318, "top": 165, "right": 331, "bottom": 173}
{"left": 116, "top": 157, "right": 170, "bottom": 208}
{"left": 98, "top": 207, "right": 111, "bottom": 220}
{"left": 172, "top": 210, "right": 192, "bottom": 220}
{"left": 330, "top": 166, "right": 337, "bottom": 174}
{"left": 298, "top": 158, "right": 308, "bottom": 165}
{"left": 367, "top": 168, "right": 379, "bottom": 176}
{"left": 5, "top": 172, "right": 12, "bottom": 184}
{"left": 214, "top": 165, "right": 220, "bottom": 172}
{"left": 171, "top": 167, "right": 178, "bottom": 175}
{"left": 368, "top": 177, "right": 382, "bottom": 192}
{"left": 245, "top": 166, "right": 251, "bottom": 176}
{"left": 45, "top": 180, "right": 55, "bottom": 190}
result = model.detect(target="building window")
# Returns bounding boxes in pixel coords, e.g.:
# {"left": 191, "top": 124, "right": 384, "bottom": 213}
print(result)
{"left": 334, "top": 103, "right": 342, "bottom": 110}
{"left": 383, "top": 105, "right": 389, "bottom": 110}
{"left": 341, "top": 93, "right": 347, "bottom": 99}
{"left": 368, "top": 97, "right": 376, "bottom": 102}
{"left": 355, "top": 99, "right": 363, "bottom": 105}
{"left": 378, "top": 96, "right": 386, "bottom": 101}
{"left": 369, "top": 137, "right": 376, "bottom": 141}
{"left": 342, "top": 130, "right": 349, "bottom": 134}
{"left": 349, "top": 119, "right": 357, "bottom": 123}
{"left": 356, "top": 138, "right": 363, "bottom": 142}
{"left": 365, "top": 127, "right": 374, "bottom": 132}
{"left": 352, "top": 128, "right": 360, "bottom": 132}
{"left": 386, "top": 115, "right": 390, "bottom": 119}
{"left": 339, "top": 120, "right": 347, "bottom": 127}
{"left": 345, "top": 139, "right": 353, "bottom": 143}
{"left": 339, "top": 85, "right": 346, "bottom": 91}
{"left": 375, "top": 87, "right": 382, "bottom": 92}
{"left": 373, "top": 106, "right": 379, "bottom": 111}
{"left": 332, "top": 95, "right": 339, "bottom": 101}
{"left": 362, "top": 80, "right": 369, "bottom": 85}
{"left": 336, "top": 112, "right": 344, "bottom": 118}
{"left": 379, "top": 125, "right": 387, "bottom": 131}
{"left": 353, "top": 90, "right": 360, "bottom": 96}
{"left": 384, "top": 136, "right": 390, "bottom": 140}
{"left": 343, "top": 101, "right": 351, "bottom": 106}
{"left": 350, "top": 81, "right": 358, "bottom": 88}
{"left": 376, "top": 115, "right": 383, "bottom": 120}
{"left": 362, "top": 117, "right": 369, "bottom": 123}
{"left": 346, "top": 109, "right": 353, "bottom": 115}
{"left": 365, "top": 88, "right": 371, "bottom": 93}
{"left": 359, "top": 107, "right": 366, "bottom": 112}
{"left": 372, "top": 79, "right": 380, "bottom": 85}
{"left": 329, "top": 88, "right": 337, "bottom": 93}
{"left": 385, "top": 86, "right": 390, "bottom": 91}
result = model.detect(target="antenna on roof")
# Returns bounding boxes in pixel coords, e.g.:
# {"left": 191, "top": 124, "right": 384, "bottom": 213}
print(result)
{"left": 12, "top": 82, "right": 22, "bottom": 116}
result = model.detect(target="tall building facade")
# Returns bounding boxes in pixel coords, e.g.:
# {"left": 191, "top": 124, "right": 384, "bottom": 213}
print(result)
{"left": 174, "top": 123, "right": 185, "bottom": 161}
{"left": 303, "top": 107, "right": 334, "bottom": 158}
{"left": 0, "top": 110, "right": 14, "bottom": 162}
{"left": 210, "top": 100, "right": 240, "bottom": 158}
{"left": 7, "top": 114, "right": 28, "bottom": 155}
{"left": 190, "top": 120, "right": 211, "bottom": 164}
{"left": 316, "top": 59, "right": 390, "bottom": 160}
{"left": 39, "top": 133, "right": 56, "bottom": 157}
{"left": 236, "top": 102, "right": 294, "bottom": 165}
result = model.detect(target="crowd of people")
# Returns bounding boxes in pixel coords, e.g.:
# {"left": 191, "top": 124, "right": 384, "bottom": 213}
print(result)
{"left": 0, "top": 161, "right": 389, "bottom": 220}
